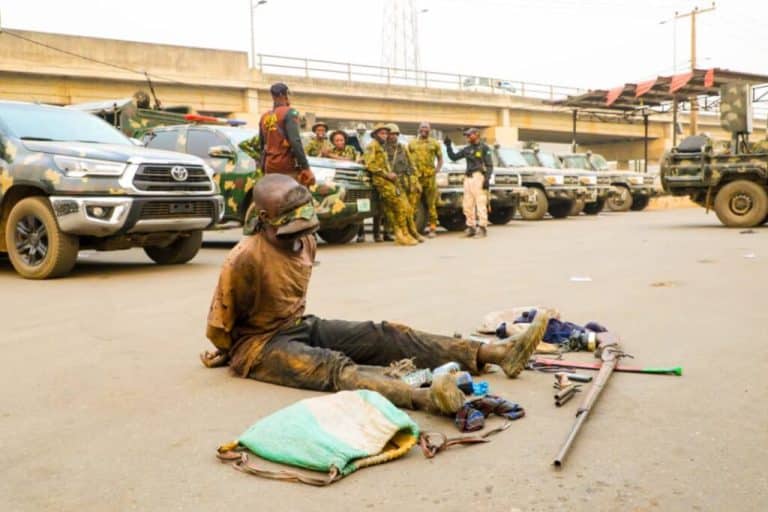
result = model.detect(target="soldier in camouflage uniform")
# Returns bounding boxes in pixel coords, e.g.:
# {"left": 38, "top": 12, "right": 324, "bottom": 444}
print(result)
{"left": 327, "top": 130, "right": 361, "bottom": 162}
{"left": 408, "top": 122, "right": 443, "bottom": 238}
{"left": 385, "top": 124, "right": 425, "bottom": 243}
{"left": 363, "top": 124, "right": 419, "bottom": 246}
{"left": 305, "top": 121, "right": 332, "bottom": 157}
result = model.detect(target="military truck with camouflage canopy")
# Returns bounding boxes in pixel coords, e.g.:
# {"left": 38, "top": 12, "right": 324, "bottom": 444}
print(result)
{"left": 0, "top": 101, "right": 223, "bottom": 279}
{"left": 561, "top": 152, "right": 657, "bottom": 212}
{"left": 75, "top": 94, "right": 376, "bottom": 244}
{"left": 495, "top": 146, "right": 588, "bottom": 220}
{"left": 661, "top": 82, "right": 768, "bottom": 228}
{"left": 435, "top": 145, "right": 534, "bottom": 231}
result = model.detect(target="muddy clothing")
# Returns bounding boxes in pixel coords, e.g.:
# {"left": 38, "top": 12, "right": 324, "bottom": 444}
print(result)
{"left": 206, "top": 234, "right": 316, "bottom": 376}
{"left": 463, "top": 171, "right": 489, "bottom": 228}
{"left": 328, "top": 145, "right": 360, "bottom": 162}
{"left": 258, "top": 105, "right": 309, "bottom": 177}
{"left": 446, "top": 142, "right": 493, "bottom": 177}
{"left": 409, "top": 137, "right": 441, "bottom": 225}
{"left": 248, "top": 316, "right": 481, "bottom": 409}
{"left": 364, "top": 138, "right": 410, "bottom": 235}
{"left": 385, "top": 141, "right": 421, "bottom": 212}
{"left": 206, "top": 232, "right": 482, "bottom": 408}
{"left": 305, "top": 137, "right": 332, "bottom": 157}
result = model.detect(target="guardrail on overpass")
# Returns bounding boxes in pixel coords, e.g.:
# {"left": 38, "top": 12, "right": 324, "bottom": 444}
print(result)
{"left": 255, "top": 54, "right": 585, "bottom": 102}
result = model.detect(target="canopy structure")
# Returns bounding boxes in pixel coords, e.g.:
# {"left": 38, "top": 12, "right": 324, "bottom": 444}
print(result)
{"left": 549, "top": 68, "right": 768, "bottom": 171}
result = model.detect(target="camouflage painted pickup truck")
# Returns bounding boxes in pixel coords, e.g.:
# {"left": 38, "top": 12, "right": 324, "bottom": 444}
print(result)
{"left": 561, "top": 152, "right": 657, "bottom": 212}
{"left": 0, "top": 101, "right": 223, "bottom": 279}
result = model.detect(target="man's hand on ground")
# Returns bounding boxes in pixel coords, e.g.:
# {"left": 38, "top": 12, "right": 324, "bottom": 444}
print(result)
{"left": 297, "top": 168, "right": 316, "bottom": 187}
{"left": 200, "top": 349, "right": 229, "bottom": 368}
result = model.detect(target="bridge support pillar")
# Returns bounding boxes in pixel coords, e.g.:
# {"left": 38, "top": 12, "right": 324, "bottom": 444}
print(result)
{"left": 233, "top": 87, "right": 262, "bottom": 126}
{"left": 483, "top": 125, "right": 519, "bottom": 146}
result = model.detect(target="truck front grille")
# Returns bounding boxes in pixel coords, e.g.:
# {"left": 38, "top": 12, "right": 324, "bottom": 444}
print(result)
{"left": 133, "top": 164, "right": 212, "bottom": 192}
{"left": 139, "top": 201, "right": 214, "bottom": 220}
{"left": 597, "top": 176, "right": 610, "bottom": 186}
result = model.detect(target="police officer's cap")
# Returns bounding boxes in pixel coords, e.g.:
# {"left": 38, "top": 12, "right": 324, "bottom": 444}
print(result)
{"left": 463, "top": 127, "right": 480, "bottom": 136}
{"left": 385, "top": 123, "right": 401, "bottom": 134}
{"left": 270, "top": 82, "right": 290, "bottom": 97}
{"left": 371, "top": 123, "right": 391, "bottom": 135}
{"left": 311, "top": 121, "right": 329, "bottom": 133}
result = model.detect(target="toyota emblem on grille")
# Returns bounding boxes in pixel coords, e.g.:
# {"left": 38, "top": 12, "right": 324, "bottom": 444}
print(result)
{"left": 170, "top": 166, "right": 189, "bottom": 182}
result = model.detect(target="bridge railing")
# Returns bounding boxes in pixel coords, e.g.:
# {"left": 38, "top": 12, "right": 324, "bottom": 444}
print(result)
{"left": 255, "top": 54, "right": 584, "bottom": 101}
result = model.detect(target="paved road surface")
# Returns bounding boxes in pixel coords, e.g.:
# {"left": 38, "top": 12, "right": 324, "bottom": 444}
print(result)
{"left": 1, "top": 209, "right": 766, "bottom": 511}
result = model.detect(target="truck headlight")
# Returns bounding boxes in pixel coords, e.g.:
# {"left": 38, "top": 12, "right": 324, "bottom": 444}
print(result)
{"left": 580, "top": 175, "right": 597, "bottom": 186}
{"left": 311, "top": 167, "right": 336, "bottom": 183}
{"left": 629, "top": 176, "right": 644, "bottom": 185}
{"left": 544, "top": 175, "right": 564, "bottom": 186}
{"left": 53, "top": 156, "right": 128, "bottom": 177}
{"left": 436, "top": 173, "right": 449, "bottom": 187}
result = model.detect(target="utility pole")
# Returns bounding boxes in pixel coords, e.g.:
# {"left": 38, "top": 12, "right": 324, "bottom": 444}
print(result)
{"left": 250, "top": 0, "right": 268, "bottom": 69}
{"left": 673, "top": 3, "right": 716, "bottom": 135}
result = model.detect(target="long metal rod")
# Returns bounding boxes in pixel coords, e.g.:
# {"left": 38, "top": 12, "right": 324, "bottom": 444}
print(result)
{"left": 643, "top": 112, "right": 649, "bottom": 173}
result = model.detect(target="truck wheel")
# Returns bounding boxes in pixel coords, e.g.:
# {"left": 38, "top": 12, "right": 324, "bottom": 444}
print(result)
{"left": 488, "top": 207, "right": 516, "bottom": 225}
{"left": 518, "top": 188, "right": 548, "bottom": 220}
{"left": 144, "top": 231, "right": 203, "bottom": 265}
{"left": 630, "top": 196, "right": 650, "bottom": 211}
{"left": 607, "top": 186, "right": 633, "bottom": 212}
{"left": 583, "top": 200, "right": 604, "bottom": 215}
{"left": 714, "top": 180, "right": 768, "bottom": 228}
{"left": 548, "top": 201, "right": 572, "bottom": 219}
{"left": 318, "top": 224, "right": 361, "bottom": 244}
{"left": 438, "top": 212, "right": 466, "bottom": 231}
{"left": 5, "top": 197, "right": 79, "bottom": 279}
{"left": 569, "top": 199, "right": 585, "bottom": 216}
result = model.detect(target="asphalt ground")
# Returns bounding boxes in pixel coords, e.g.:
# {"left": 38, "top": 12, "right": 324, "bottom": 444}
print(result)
{"left": 1, "top": 208, "right": 766, "bottom": 512}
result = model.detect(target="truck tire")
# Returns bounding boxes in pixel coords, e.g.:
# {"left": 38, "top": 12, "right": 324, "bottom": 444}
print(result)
{"left": 569, "top": 199, "right": 585, "bottom": 216}
{"left": 438, "top": 212, "right": 466, "bottom": 231}
{"left": 607, "top": 186, "right": 633, "bottom": 212}
{"left": 583, "top": 199, "right": 604, "bottom": 215}
{"left": 630, "top": 196, "right": 650, "bottom": 211}
{"left": 518, "top": 188, "right": 548, "bottom": 220}
{"left": 144, "top": 231, "right": 203, "bottom": 265}
{"left": 713, "top": 180, "right": 768, "bottom": 228}
{"left": 318, "top": 224, "right": 361, "bottom": 244}
{"left": 488, "top": 207, "right": 516, "bottom": 225}
{"left": 548, "top": 201, "right": 572, "bottom": 219}
{"left": 5, "top": 196, "right": 79, "bottom": 279}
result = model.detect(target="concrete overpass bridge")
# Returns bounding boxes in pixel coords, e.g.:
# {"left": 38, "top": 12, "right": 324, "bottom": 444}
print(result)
{"left": 1, "top": 30, "right": 761, "bottom": 167}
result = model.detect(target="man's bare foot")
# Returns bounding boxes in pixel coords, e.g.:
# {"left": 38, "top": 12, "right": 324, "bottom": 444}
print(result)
{"left": 500, "top": 310, "right": 551, "bottom": 378}
{"left": 412, "top": 374, "right": 465, "bottom": 415}
{"left": 200, "top": 349, "right": 229, "bottom": 368}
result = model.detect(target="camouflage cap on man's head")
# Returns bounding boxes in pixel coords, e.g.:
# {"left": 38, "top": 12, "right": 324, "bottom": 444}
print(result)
{"left": 386, "top": 123, "right": 401, "bottom": 134}
{"left": 270, "top": 82, "right": 290, "bottom": 97}
{"left": 312, "top": 121, "right": 329, "bottom": 133}
{"left": 371, "top": 123, "right": 391, "bottom": 136}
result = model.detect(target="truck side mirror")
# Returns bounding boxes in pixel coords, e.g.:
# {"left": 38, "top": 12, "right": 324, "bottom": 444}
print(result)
{"left": 208, "top": 145, "right": 236, "bottom": 161}
{"left": 0, "top": 133, "right": 8, "bottom": 162}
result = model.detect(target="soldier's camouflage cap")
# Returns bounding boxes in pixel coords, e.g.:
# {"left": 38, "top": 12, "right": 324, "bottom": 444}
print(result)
{"left": 385, "top": 123, "right": 401, "bottom": 134}
{"left": 268, "top": 201, "right": 319, "bottom": 238}
{"left": 371, "top": 123, "right": 391, "bottom": 135}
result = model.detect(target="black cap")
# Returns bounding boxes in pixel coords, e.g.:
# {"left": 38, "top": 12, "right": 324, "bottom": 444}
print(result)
{"left": 270, "top": 82, "right": 290, "bottom": 97}
{"left": 463, "top": 127, "right": 480, "bottom": 136}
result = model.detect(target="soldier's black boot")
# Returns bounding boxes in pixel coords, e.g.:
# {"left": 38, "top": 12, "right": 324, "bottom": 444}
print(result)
{"left": 464, "top": 227, "right": 476, "bottom": 238}
{"left": 356, "top": 225, "right": 366, "bottom": 243}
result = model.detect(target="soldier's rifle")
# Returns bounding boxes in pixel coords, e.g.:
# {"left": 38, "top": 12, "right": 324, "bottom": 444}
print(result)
{"left": 553, "top": 341, "right": 626, "bottom": 468}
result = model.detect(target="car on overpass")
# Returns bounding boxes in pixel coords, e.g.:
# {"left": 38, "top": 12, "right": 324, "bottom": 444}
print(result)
{"left": 495, "top": 146, "right": 587, "bottom": 220}
{"left": 560, "top": 152, "right": 657, "bottom": 212}
{"left": 0, "top": 101, "right": 223, "bottom": 279}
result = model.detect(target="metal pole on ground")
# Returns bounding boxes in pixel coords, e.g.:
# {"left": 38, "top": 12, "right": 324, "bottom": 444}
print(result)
{"left": 643, "top": 111, "right": 649, "bottom": 173}
{"left": 571, "top": 109, "right": 578, "bottom": 153}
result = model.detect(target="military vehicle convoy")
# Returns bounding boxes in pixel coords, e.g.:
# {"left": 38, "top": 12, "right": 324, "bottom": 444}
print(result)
{"left": 435, "top": 145, "right": 533, "bottom": 231}
{"left": 0, "top": 101, "right": 223, "bottom": 279}
{"left": 561, "top": 152, "right": 657, "bottom": 212}
{"left": 495, "top": 146, "right": 587, "bottom": 220}
{"left": 661, "top": 82, "right": 768, "bottom": 228}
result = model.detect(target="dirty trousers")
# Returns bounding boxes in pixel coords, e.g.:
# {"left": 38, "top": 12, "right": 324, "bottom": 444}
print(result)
{"left": 372, "top": 176, "right": 411, "bottom": 235}
{"left": 463, "top": 171, "right": 488, "bottom": 228}
{"left": 247, "top": 316, "right": 481, "bottom": 410}
{"left": 418, "top": 170, "right": 438, "bottom": 226}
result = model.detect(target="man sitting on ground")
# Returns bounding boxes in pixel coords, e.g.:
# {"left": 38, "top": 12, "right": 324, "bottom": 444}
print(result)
{"left": 201, "top": 174, "right": 549, "bottom": 415}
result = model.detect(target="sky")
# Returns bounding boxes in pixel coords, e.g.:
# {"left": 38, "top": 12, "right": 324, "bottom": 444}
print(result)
{"left": 0, "top": 0, "right": 765, "bottom": 90}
